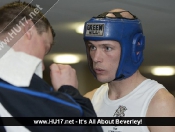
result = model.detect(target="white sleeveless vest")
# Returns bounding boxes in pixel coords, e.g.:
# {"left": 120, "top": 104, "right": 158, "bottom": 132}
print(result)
{"left": 91, "top": 79, "right": 164, "bottom": 132}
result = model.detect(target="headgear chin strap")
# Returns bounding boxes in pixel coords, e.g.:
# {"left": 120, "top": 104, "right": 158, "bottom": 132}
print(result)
{"left": 83, "top": 11, "right": 145, "bottom": 80}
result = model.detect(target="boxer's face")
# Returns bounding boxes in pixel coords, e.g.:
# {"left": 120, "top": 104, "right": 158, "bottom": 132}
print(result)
{"left": 87, "top": 40, "right": 121, "bottom": 83}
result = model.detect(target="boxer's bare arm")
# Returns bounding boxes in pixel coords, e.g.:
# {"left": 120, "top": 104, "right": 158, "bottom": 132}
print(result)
{"left": 147, "top": 88, "right": 175, "bottom": 132}
{"left": 84, "top": 88, "right": 98, "bottom": 100}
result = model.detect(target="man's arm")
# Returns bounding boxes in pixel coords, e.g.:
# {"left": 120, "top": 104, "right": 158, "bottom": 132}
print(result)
{"left": 147, "top": 88, "right": 175, "bottom": 132}
{"left": 58, "top": 85, "right": 97, "bottom": 117}
{"left": 50, "top": 63, "right": 103, "bottom": 132}
{"left": 49, "top": 63, "right": 96, "bottom": 116}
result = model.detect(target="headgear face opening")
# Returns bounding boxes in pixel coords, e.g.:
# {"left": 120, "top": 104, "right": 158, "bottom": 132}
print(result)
{"left": 83, "top": 11, "right": 145, "bottom": 80}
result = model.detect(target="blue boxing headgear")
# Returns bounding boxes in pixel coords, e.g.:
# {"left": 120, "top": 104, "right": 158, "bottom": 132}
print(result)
{"left": 83, "top": 11, "right": 145, "bottom": 80}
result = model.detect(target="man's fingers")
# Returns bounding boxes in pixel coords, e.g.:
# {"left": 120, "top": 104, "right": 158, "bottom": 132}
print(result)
{"left": 50, "top": 63, "right": 60, "bottom": 72}
{"left": 50, "top": 63, "right": 78, "bottom": 91}
{"left": 58, "top": 64, "right": 71, "bottom": 70}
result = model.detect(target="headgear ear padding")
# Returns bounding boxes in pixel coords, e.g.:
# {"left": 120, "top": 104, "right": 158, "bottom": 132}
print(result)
{"left": 132, "top": 33, "right": 145, "bottom": 63}
{"left": 83, "top": 12, "right": 145, "bottom": 80}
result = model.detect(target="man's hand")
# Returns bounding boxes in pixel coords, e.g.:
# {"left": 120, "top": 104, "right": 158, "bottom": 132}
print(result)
{"left": 50, "top": 63, "right": 78, "bottom": 91}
